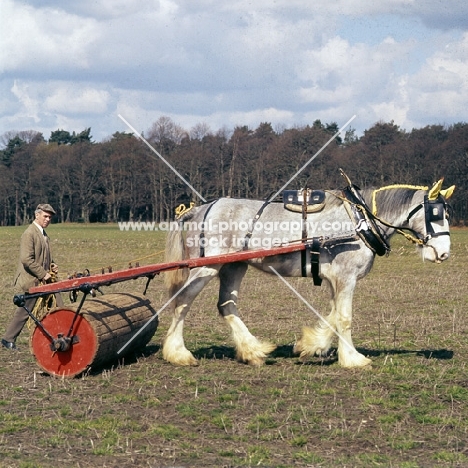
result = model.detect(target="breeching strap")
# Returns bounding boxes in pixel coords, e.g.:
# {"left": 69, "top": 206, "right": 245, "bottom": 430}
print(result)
{"left": 199, "top": 200, "right": 218, "bottom": 257}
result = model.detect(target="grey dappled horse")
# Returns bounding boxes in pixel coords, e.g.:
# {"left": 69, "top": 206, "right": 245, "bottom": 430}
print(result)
{"left": 163, "top": 180, "right": 454, "bottom": 368}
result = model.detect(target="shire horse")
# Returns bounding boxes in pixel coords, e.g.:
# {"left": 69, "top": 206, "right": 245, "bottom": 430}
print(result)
{"left": 163, "top": 176, "right": 455, "bottom": 368}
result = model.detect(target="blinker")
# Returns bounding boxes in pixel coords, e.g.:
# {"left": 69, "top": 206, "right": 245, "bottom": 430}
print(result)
{"left": 424, "top": 196, "right": 445, "bottom": 223}
{"left": 427, "top": 202, "right": 445, "bottom": 222}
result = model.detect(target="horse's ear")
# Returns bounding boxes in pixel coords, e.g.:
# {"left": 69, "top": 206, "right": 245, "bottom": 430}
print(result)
{"left": 428, "top": 179, "right": 444, "bottom": 200}
{"left": 440, "top": 185, "right": 455, "bottom": 200}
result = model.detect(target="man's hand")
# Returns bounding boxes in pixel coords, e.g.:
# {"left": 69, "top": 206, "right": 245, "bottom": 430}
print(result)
{"left": 50, "top": 262, "right": 59, "bottom": 274}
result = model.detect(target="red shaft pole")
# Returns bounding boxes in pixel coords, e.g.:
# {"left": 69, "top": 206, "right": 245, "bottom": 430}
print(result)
{"left": 29, "top": 243, "right": 306, "bottom": 295}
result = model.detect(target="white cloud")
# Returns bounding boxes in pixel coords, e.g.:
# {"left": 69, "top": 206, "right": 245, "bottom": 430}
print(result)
{"left": 0, "top": 0, "right": 467, "bottom": 142}
{"left": 297, "top": 36, "right": 414, "bottom": 107}
{"left": 400, "top": 32, "right": 468, "bottom": 124}
{"left": 10, "top": 81, "right": 41, "bottom": 123}
{"left": 0, "top": 0, "right": 99, "bottom": 74}
{"left": 44, "top": 86, "right": 110, "bottom": 114}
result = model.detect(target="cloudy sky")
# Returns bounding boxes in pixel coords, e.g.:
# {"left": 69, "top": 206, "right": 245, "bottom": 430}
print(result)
{"left": 1, "top": 0, "right": 467, "bottom": 143}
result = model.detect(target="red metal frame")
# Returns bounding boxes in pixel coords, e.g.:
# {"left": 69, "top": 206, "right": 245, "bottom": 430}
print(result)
{"left": 29, "top": 243, "right": 307, "bottom": 295}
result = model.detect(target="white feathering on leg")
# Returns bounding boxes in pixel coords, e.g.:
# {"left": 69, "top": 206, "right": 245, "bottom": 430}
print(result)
{"left": 225, "top": 315, "right": 275, "bottom": 366}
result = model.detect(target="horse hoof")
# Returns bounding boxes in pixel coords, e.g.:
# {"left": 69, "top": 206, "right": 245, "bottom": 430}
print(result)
{"left": 246, "top": 357, "right": 265, "bottom": 367}
{"left": 236, "top": 341, "right": 275, "bottom": 366}
{"left": 168, "top": 356, "right": 199, "bottom": 367}
{"left": 162, "top": 347, "right": 199, "bottom": 367}
{"left": 294, "top": 343, "right": 331, "bottom": 360}
{"left": 339, "top": 353, "right": 372, "bottom": 368}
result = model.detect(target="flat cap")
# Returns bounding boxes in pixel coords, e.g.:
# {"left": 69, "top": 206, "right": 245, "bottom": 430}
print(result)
{"left": 36, "top": 203, "right": 56, "bottom": 215}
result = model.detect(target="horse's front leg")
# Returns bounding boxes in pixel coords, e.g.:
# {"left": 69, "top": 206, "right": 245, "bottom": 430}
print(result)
{"left": 163, "top": 268, "right": 217, "bottom": 366}
{"left": 218, "top": 263, "right": 275, "bottom": 366}
{"left": 293, "top": 299, "right": 337, "bottom": 359}
{"left": 334, "top": 283, "right": 372, "bottom": 368}
{"left": 294, "top": 280, "right": 371, "bottom": 367}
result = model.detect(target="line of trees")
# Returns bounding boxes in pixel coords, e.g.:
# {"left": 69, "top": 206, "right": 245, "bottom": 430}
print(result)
{"left": 0, "top": 117, "right": 467, "bottom": 226}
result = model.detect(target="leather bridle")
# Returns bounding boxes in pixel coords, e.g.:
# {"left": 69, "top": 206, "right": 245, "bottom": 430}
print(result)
{"left": 405, "top": 194, "right": 451, "bottom": 262}
{"left": 405, "top": 194, "right": 450, "bottom": 242}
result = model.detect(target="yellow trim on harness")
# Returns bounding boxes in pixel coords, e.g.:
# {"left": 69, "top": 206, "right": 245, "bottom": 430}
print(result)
{"left": 175, "top": 202, "right": 195, "bottom": 219}
{"left": 371, "top": 184, "right": 428, "bottom": 216}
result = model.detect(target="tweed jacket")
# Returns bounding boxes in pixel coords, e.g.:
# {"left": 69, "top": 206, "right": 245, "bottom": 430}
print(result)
{"left": 13, "top": 222, "right": 52, "bottom": 292}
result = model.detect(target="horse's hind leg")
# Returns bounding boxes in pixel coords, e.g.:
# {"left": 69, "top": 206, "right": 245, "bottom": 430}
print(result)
{"left": 218, "top": 263, "right": 275, "bottom": 366}
{"left": 163, "top": 267, "right": 218, "bottom": 366}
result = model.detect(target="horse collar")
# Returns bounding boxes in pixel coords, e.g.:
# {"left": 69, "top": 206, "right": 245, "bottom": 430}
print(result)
{"left": 342, "top": 185, "right": 391, "bottom": 256}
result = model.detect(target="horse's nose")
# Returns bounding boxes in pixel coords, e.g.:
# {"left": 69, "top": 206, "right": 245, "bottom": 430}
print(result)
{"left": 439, "top": 252, "right": 449, "bottom": 261}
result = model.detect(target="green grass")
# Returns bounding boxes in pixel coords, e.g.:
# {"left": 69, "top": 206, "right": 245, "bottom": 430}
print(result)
{"left": 0, "top": 224, "right": 467, "bottom": 466}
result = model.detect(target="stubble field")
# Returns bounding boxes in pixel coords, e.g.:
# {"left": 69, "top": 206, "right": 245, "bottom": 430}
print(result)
{"left": 0, "top": 224, "right": 467, "bottom": 467}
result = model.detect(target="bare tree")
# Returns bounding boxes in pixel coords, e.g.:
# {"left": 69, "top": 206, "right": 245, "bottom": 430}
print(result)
{"left": 190, "top": 122, "right": 211, "bottom": 140}
{"left": 146, "top": 116, "right": 188, "bottom": 146}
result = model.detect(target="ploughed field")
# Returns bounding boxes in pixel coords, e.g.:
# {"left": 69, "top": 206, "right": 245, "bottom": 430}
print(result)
{"left": 0, "top": 224, "right": 467, "bottom": 467}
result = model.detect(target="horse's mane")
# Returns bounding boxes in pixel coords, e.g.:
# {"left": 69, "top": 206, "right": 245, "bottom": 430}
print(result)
{"left": 362, "top": 185, "right": 426, "bottom": 219}
{"left": 319, "top": 185, "right": 425, "bottom": 217}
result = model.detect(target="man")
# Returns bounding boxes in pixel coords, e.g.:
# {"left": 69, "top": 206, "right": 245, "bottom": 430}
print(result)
{"left": 2, "top": 204, "right": 63, "bottom": 350}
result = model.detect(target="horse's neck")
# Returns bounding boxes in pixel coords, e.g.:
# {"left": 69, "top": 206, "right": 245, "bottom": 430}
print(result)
{"left": 361, "top": 187, "right": 422, "bottom": 236}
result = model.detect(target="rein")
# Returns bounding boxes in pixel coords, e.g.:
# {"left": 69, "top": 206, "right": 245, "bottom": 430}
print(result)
{"left": 27, "top": 269, "right": 58, "bottom": 329}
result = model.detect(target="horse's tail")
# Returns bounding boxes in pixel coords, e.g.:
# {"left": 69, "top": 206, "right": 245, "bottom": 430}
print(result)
{"left": 163, "top": 214, "right": 192, "bottom": 294}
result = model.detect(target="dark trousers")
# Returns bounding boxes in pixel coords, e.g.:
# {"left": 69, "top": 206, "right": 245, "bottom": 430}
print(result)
{"left": 3, "top": 294, "right": 64, "bottom": 343}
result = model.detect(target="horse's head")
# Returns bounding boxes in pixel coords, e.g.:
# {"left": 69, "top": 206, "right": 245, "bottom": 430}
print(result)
{"left": 407, "top": 180, "right": 455, "bottom": 263}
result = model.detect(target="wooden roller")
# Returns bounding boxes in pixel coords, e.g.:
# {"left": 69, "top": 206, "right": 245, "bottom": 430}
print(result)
{"left": 30, "top": 292, "right": 158, "bottom": 378}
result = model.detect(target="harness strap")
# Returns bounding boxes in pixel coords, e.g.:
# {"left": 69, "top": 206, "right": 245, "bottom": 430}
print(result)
{"left": 243, "top": 195, "right": 275, "bottom": 250}
{"left": 199, "top": 200, "right": 219, "bottom": 257}
{"left": 406, "top": 203, "right": 423, "bottom": 223}
{"left": 309, "top": 238, "right": 322, "bottom": 286}
{"left": 301, "top": 248, "right": 308, "bottom": 277}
